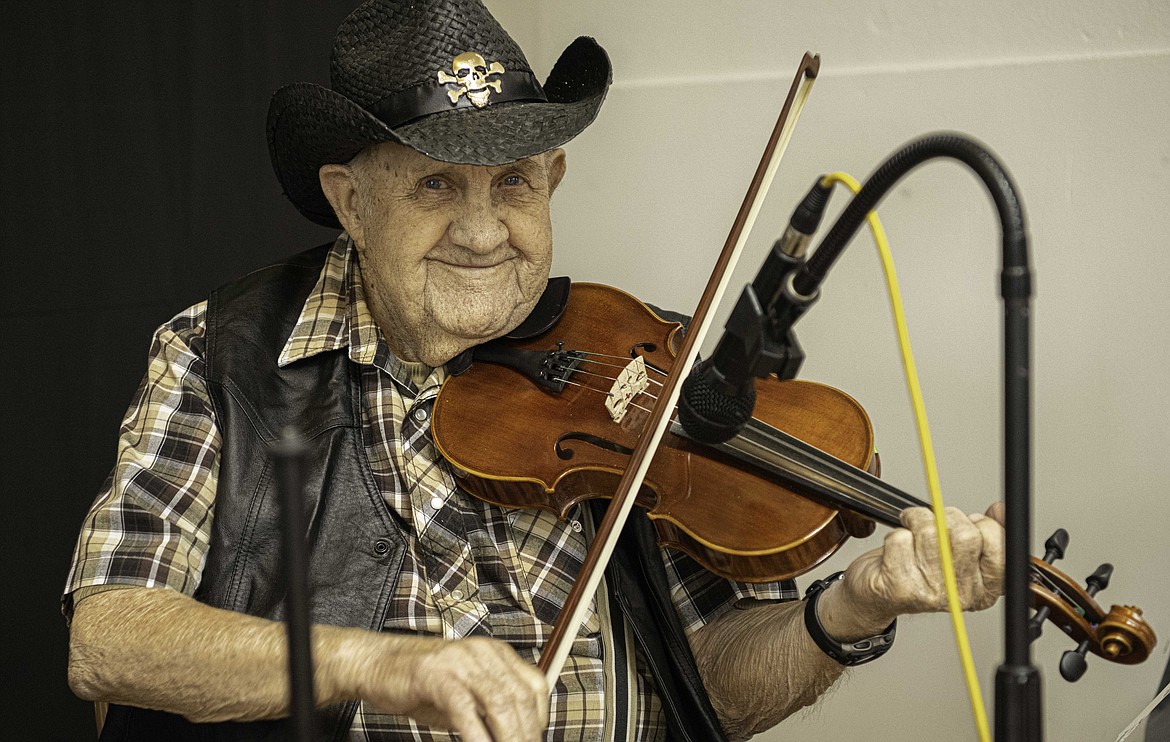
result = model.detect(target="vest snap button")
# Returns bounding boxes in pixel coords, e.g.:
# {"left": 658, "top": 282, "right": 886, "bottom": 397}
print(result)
{"left": 373, "top": 539, "right": 390, "bottom": 555}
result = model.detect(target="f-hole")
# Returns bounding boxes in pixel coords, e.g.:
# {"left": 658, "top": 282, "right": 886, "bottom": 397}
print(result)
{"left": 556, "top": 432, "right": 636, "bottom": 460}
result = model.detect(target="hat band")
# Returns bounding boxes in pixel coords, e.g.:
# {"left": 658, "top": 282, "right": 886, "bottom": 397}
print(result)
{"left": 368, "top": 71, "right": 547, "bottom": 129}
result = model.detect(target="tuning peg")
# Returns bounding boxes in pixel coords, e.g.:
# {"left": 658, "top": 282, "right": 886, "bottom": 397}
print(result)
{"left": 1042, "top": 529, "right": 1069, "bottom": 563}
{"left": 1085, "top": 563, "right": 1112, "bottom": 596}
{"left": 1060, "top": 640, "right": 1091, "bottom": 681}
{"left": 1027, "top": 609, "right": 1048, "bottom": 642}
{"left": 1029, "top": 530, "right": 1071, "bottom": 642}
{"left": 1055, "top": 567, "right": 1116, "bottom": 681}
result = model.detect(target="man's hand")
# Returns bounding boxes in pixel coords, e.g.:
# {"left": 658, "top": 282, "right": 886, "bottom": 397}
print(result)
{"left": 69, "top": 587, "right": 548, "bottom": 741}
{"left": 688, "top": 503, "right": 1005, "bottom": 739}
{"left": 349, "top": 634, "right": 549, "bottom": 742}
{"left": 818, "top": 503, "right": 1006, "bottom": 640}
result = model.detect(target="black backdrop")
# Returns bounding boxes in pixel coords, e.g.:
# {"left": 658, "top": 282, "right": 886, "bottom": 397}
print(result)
{"left": 1, "top": 3, "right": 360, "bottom": 738}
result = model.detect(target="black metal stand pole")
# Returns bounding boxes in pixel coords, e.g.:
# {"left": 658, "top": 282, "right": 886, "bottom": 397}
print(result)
{"left": 792, "top": 132, "right": 1038, "bottom": 741}
{"left": 273, "top": 429, "right": 318, "bottom": 742}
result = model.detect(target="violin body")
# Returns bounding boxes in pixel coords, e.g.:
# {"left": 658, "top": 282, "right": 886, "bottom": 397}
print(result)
{"left": 432, "top": 282, "right": 876, "bottom": 582}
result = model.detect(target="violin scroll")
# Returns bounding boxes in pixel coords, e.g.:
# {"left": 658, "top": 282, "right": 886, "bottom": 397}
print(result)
{"left": 1027, "top": 529, "right": 1156, "bottom": 681}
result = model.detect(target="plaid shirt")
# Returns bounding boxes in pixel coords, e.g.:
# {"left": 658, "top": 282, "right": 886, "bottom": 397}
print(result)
{"left": 65, "top": 235, "right": 798, "bottom": 740}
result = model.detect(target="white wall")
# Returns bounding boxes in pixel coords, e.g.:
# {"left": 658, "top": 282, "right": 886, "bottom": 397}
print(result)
{"left": 492, "top": 2, "right": 1170, "bottom": 740}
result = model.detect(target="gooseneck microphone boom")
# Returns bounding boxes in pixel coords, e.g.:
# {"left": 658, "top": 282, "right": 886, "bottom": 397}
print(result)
{"left": 796, "top": 133, "right": 1035, "bottom": 742}
{"left": 678, "top": 179, "right": 833, "bottom": 444}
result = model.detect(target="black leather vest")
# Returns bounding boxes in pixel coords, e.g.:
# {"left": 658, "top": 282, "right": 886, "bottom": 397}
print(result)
{"left": 100, "top": 245, "right": 727, "bottom": 742}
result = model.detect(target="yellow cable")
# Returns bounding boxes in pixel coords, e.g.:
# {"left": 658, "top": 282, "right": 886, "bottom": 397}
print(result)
{"left": 820, "top": 172, "right": 991, "bottom": 742}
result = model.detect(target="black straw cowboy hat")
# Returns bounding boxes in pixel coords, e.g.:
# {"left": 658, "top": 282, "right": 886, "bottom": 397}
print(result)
{"left": 267, "top": 0, "right": 611, "bottom": 228}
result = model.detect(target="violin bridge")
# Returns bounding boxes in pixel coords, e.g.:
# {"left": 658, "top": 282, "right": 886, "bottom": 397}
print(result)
{"left": 606, "top": 356, "right": 649, "bottom": 423}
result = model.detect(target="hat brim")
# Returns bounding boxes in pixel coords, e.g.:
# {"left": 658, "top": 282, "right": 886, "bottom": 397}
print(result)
{"left": 268, "top": 37, "right": 610, "bottom": 228}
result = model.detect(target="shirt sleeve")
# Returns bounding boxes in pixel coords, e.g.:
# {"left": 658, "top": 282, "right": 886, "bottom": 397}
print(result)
{"left": 62, "top": 301, "right": 220, "bottom": 620}
{"left": 661, "top": 546, "right": 800, "bottom": 636}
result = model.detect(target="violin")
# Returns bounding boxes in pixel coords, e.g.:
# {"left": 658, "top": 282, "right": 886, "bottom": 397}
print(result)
{"left": 432, "top": 281, "right": 1156, "bottom": 679}
{"left": 434, "top": 281, "right": 876, "bottom": 583}
{"left": 435, "top": 52, "right": 1155, "bottom": 690}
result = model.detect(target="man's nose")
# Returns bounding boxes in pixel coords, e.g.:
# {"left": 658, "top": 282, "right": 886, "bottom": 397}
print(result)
{"left": 448, "top": 196, "right": 508, "bottom": 253}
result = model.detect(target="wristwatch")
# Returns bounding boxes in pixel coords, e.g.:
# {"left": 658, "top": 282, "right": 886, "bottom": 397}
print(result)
{"left": 803, "top": 571, "right": 897, "bottom": 666}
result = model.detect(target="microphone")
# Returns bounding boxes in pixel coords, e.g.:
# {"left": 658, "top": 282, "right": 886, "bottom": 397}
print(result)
{"left": 678, "top": 178, "right": 832, "bottom": 444}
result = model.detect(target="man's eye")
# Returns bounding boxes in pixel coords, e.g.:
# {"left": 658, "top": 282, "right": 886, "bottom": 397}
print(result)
{"left": 500, "top": 174, "right": 525, "bottom": 187}
{"left": 422, "top": 177, "right": 447, "bottom": 190}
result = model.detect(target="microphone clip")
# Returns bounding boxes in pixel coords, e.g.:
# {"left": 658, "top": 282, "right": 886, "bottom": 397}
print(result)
{"left": 721, "top": 252, "right": 815, "bottom": 384}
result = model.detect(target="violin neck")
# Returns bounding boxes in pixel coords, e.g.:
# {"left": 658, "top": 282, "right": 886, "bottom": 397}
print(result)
{"left": 672, "top": 416, "right": 925, "bottom": 529}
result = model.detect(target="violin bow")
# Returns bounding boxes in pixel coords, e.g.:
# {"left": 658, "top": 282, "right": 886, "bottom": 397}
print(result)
{"left": 538, "top": 52, "right": 822, "bottom": 684}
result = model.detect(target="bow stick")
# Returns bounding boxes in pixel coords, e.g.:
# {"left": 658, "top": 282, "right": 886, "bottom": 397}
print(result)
{"left": 537, "top": 52, "right": 822, "bottom": 684}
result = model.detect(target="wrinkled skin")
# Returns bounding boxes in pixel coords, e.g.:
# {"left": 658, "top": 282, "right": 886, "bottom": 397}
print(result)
{"left": 691, "top": 504, "right": 1005, "bottom": 741}
{"left": 319, "top": 142, "right": 566, "bottom": 367}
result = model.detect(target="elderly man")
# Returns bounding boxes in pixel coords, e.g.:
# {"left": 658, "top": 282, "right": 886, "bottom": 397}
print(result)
{"left": 64, "top": 1, "right": 1005, "bottom": 740}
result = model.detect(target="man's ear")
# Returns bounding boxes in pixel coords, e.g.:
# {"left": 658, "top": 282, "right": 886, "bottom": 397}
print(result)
{"left": 319, "top": 163, "right": 363, "bottom": 243}
{"left": 546, "top": 148, "right": 567, "bottom": 196}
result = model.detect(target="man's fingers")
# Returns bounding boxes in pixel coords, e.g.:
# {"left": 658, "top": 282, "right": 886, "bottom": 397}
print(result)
{"left": 481, "top": 642, "right": 547, "bottom": 741}
{"left": 985, "top": 501, "right": 1006, "bottom": 525}
{"left": 877, "top": 527, "right": 937, "bottom": 612}
{"left": 443, "top": 686, "right": 493, "bottom": 742}
{"left": 382, "top": 635, "right": 548, "bottom": 741}
{"left": 947, "top": 508, "right": 984, "bottom": 563}
{"left": 891, "top": 506, "right": 1001, "bottom": 611}
{"left": 972, "top": 511, "right": 1006, "bottom": 601}
{"left": 898, "top": 505, "right": 935, "bottom": 532}
{"left": 525, "top": 663, "right": 551, "bottom": 733}
{"left": 858, "top": 503, "right": 1007, "bottom": 617}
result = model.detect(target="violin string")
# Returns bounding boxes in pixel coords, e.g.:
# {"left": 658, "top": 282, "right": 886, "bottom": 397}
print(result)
{"left": 550, "top": 373, "right": 643, "bottom": 406}
{"left": 1030, "top": 568, "right": 1080, "bottom": 608}
{"left": 545, "top": 353, "right": 672, "bottom": 417}
{"left": 560, "top": 363, "right": 916, "bottom": 519}
{"left": 1030, "top": 568, "right": 1058, "bottom": 592}
{"left": 562, "top": 367, "right": 635, "bottom": 385}
{"left": 547, "top": 377, "right": 657, "bottom": 417}
{"left": 557, "top": 352, "right": 929, "bottom": 521}
{"left": 627, "top": 400, "right": 655, "bottom": 416}
{"left": 568, "top": 350, "right": 667, "bottom": 372}
{"left": 570, "top": 350, "right": 644, "bottom": 361}
{"left": 573, "top": 357, "right": 645, "bottom": 372}
{"left": 570, "top": 356, "right": 668, "bottom": 390}
{"left": 570, "top": 351, "right": 671, "bottom": 374}
{"left": 734, "top": 417, "right": 923, "bottom": 521}
{"left": 552, "top": 378, "right": 615, "bottom": 398}
{"left": 1028, "top": 568, "right": 1088, "bottom": 618}
{"left": 570, "top": 351, "right": 668, "bottom": 376}
{"left": 556, "top": 364, "right": 665, "bottom": 397}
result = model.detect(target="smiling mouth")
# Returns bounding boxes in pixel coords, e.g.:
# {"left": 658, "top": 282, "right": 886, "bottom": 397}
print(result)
{"left": 428, "top": 255, "right": 518, "bottom": 272}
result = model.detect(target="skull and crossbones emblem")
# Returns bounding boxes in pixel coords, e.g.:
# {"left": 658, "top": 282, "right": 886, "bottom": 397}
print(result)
{"left": 437, "top": 52, "right": 506, "bottom": 108}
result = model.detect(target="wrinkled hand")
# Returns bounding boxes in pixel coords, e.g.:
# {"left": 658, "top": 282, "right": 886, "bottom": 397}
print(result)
{"left": 353, "top": 634, "right": 549, "bottom": 742}
{"left": 819, "top": 503, "right": 1006, "bottom": 639}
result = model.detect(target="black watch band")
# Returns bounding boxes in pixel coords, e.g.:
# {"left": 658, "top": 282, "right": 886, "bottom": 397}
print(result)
{"left": 803, "top": 571, "right": 896, "bottom": 667}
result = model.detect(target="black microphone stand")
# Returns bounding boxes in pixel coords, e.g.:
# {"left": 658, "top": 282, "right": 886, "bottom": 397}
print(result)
{"left": 793, "top": 132, "right": 1037, "bottom": 741}
{"left": 273, "top": 429, "right": 320, "bottom": 742}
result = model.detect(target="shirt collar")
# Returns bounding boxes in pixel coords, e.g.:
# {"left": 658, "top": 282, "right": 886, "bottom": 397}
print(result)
{"left": 277, "top": 234, "right": 443, "bottom": 395}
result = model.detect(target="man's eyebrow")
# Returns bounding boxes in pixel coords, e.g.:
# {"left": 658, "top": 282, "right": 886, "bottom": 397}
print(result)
{"left": 502, "top": 158, "right": 547, "bottom": 178}
{"left": 400, "top": 160, "right": 461, "bottom": 179}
